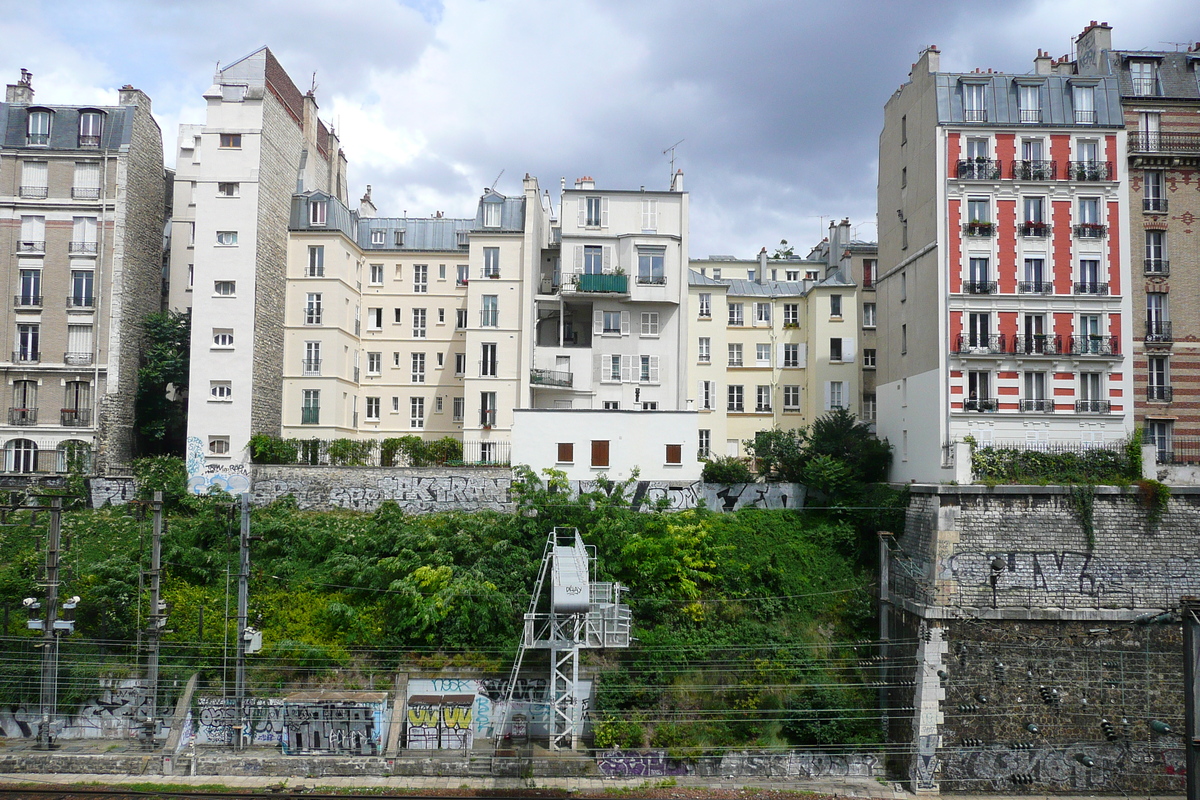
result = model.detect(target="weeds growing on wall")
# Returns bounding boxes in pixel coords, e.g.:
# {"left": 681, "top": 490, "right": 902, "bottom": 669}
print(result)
{"left": 1067, "top": 483, "right": 1096, "bottom": 550}
{"left": 968, "top": 436, "right": 1139, "bottom": 485}
{"left": 1135, "top": 478, "right": 1170, "bottom": 527}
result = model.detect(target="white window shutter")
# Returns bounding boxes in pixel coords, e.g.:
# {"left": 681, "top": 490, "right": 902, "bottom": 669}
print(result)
{"left": 799, "top": 343, "right": 808, "bottom": 368}
{"left": 621, "top": 355, "right": 632, "bottom": 383}
{"left": 620, "top": 311, "right": 630, "bottom": 335}
{"left": 824, "top": 381, "right": 833, "bottom": 411}
{"left": 574, "top": 245, "right": 583, "bottom": 271}
{"left": 603, "top": 246, "right": 612, "bottom": 271}
{"left": 578, "top": 199, "right": 586, "bottom": 227}
{"left": 601, "top": 197, "right": 609, "bottom": 227}
{"left": 844, "top": 336, "right": 856, "bottom": 363}
{"left": 777, "top": 344, "right": 786, "bottom": 369}
{"left": 593, "top": 352, "right": 602, "bottom": 379}
{"left": 593, "top": 310, "right": 603, "bottom": 334}
{"left": 649, "top": 356, "right": 660, "bottom": 384}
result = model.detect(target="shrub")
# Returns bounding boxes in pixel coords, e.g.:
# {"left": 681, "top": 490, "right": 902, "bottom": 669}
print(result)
{"left": 970, "top": 440, "right": 1138, "bottom": 484}
{"left": 701, "top": 456, "right": 754, "bottom": 484}
{"left": 327, "top": 438, "right": 376, "bottom": 466}
{"left": 248, "top": 434, "right": 298, "bottom": 465}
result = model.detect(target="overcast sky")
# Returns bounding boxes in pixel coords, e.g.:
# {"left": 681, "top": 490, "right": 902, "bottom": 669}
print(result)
{"left": 3, "top": 1, "right": 1195, "bottom": 257}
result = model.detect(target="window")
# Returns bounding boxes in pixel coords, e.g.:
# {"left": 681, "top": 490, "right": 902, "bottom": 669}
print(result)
{"left": 828, "top": 381, "right": 845, "bottom": 410}
{"left": 217, "top": 182, "right": 239, "bottom": 197}
{"left": 363, "top": 307, "right": 380, "bottom": 330}
{"left": 358, "top": 397, "right": 378, "bottom": 421}
{"left": 830, "top": 338, "right": 843, "bottom": 362}
{"left": 698, "top": 293, "right": 712, "bottom": 318}
{"left": 862, "top": 394, "right": 877, "bottom": 421}
{"left": 602, "top": 310, "right": 622, "bottom": 334}
{"left": 213, "top": 329, "right": 234, "bottom": 347}
{"left": 17, "top": 269, "right": 41, "bottom": 307}
{"left": 786, "top": 269, "right": 799, "bottom": 281}
{"left": 1147, "top": 293, "right": 1169, "bottom": 338}
{"left": 642, "top": 199, "right": 658, "bottom": 231}
{"left": 370, "top": 229, "right": 385, "bottom": 245}
{"left": 410, "top": 397, "right": 425, "bottom": 429}
{"left": 962, "top": 82, "right": 986, "bottom": 121}
{"left": 783, "top": 303, "right": 799, "bottom": 326}
{"left": 1145, "top": 230, "right": 1167, "bottom": 273}
{"left": 209, "top": 436, "right": 230, "bottom": 455}
{"left": 1144, "top": 170, "right": 1166, "bottom": 212}
{"left": 73, "top": 161, "right": 100, "bottom": 199}
{"left": 1139, "top": 111, "right": 1161, "bottom": 152}
{"left": 1017, "top": 83, "right": 1041, "bottom": 123}
{"left": 1080, "top": 372, "right": 1102, "bottom": 400}
{"left": 1145, "top": 419, "right": 1172, "bottom": 462}
{"left": 214, "top": 280, "right": 235, "bottom": 296}
{"left": 638, "top": 355, "right": 660, "bottom": 383}
{"left": 480, "top": 343, "right": 497, "bottom": 377}
{"left": 698, "top": 337, "right": 710, "bottom": 363}
{"left": 204, "top": 380, "right": 232, "bottom": 403}
{"left": 412, "top": 308, "right": 426, "bottom": 338}
{"left": 756, "top": 385, "right": 772, "bottom": 412}
{"left": 728, "top": 303, "right": 744, "bottom": 326}
{"left": 901, "top": 166, "right": 907, "bottom": 188}
{"left": 303, "top": 341, "right": 321, "bottom": 374}
{"left": 307, "top": 246, "right": 324, "bottom": 277}
{"left": 483, "top": 201, "right": 501, "bottom": 228}
{"left": 712, "top": 268, "right": 721, "bottom": 279}
{"left": 756, "top": 343, "right": 771, "bottom": 366}
{"left": 70, "top": 270, "right": 94, "bottom": 307}
{"left": 455, "top": 352, "right": 466, "bottom": 375}
{"left": 900, "top": 271, "right": 907, "bottom": 301}
{"left": 483, "top": 247, "right": 500, "bottom": 278}
{"left": 640, "top": 312, "right": 659, "bottom": 336}
{"left": 604, "top": 355, "right": 621, "bottom": 382}
{"left": 27, "top": 110, "right": 50, "bottom": 145}
{"left": 301, "top": 389, "right": 320, "bottom": 424}
{"left": 863, "top": 348, "right": 876, "bottom": 368}
{"left": 216, "top": 231, "right": 237, "bottom": 246}
{"left": 728, "top": 343, "right": 743, "bottom": 367}
{"left": 20, "top": 161, "right": 48, "bottom": 198}
{"left": 1078, "top": 196, "right": 1101, "bottom": 228}
{"left": 728, "top": 385, "right": 744, "bottom": 412}
{"left": 413, "top": 264, "right": 428, "bottom": 292}
{"left": 637, "top": 248, "right": 665, "bottom": 284}
{"left": 481, "top": 295, "right": 499, "bottom": 327}
{"left": 557, "top": 442, "right": 574, "bottom": 463}
{"left": 863, "top": 303, "right": 876, "bottom": 328}
{"left": 901, "top": 324, "right": 907, "bottom": 354}
{"left": 665, "top": 444, "right": 682, "bottom": 465}
{"left": 698, "top": 430, "right": 711, "bottom": 458}
{"left": 583, "top": 245, "right": 604, "bottom": 274}
{"left": 699, "top": 380, "right": 714, "bottom": 410}
{"left": 967, "top": 198, "right": 991, "bottom": 228}
{"left": 452, "top": 397, "right": 465, "bottom": 421}
{"left": 829, "top": 295, "right": 842, "bottom": 317}
{"left": 454, "top": 308, "right": 467, "bottom": 329}
{"left": 783, "top": 343, "right": 800, "bottom": 368}
{"left": 304, "top": 293, "right": 322, "bottom": 324}
{"left": 1130, "top": 60, "right": 1159, "bottom": 96}
{"left": 591, "top": 439, "right": 610, "bottom": 467}
{"left": 411, "top": 352, "right": 426, "bottom": 383}
{"left": 783, "top": 385, "right": 801, "bottom": 410}
{"left": 1072, "top": 84, "right": 1095, "bottom": 124}
{"left": 219, "top": 133, "right": 242, "bottom": 149}
{"left": 1148, "top": 356, "right": 1170, "bottom": 401}
{"left": 585, "top": 196, "right": 605, "bottom": 227}
{"left": 1078, "top": 259, "right": 1102, "bottom": 292}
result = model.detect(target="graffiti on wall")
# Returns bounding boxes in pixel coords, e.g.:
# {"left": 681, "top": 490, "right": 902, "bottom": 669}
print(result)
{"left": 281, "top": 698, "right": 385, "bottom": 755}
{"left": 571, "top": 481, "right": 805, "bottom": 512}
{"left": 406, "top": 694, "right": 473, "bottom": 751}
{"left": 941, "top": 743, "right": 1186, "bottom": 791}
{"left": 0, "top": 680, "right": 151, "bottom": 740}
{"left": 406, "top": 677, "right": 592, "bottom": 746}
{"left": 88, "top": 476, "right": 137, "bottom": 508}
{"left": 595, "top": 749, "right": 881, "bottom": 779}
{"left": 186, "top": 436, "right": 251, "bottom": 496}
{"left": 195, "top": 697, "right": 285, "bottom": 745}
{"left": 252, "top": 472, "right": 511, "bottom": 513}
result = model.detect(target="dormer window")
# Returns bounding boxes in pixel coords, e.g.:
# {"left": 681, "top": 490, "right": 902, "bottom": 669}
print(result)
{"left": 1072, "top": 84, "right": 1096, "bottom": 125}
{"left": 1130, "top": 60, "right": 1159, "bottom": 96}
{"left": 962, "top": 82, "right": 987, "bottom": 123}
{"left": 78, "top": 112, "right": 103, "bottom": 148}
{"left": 370, "top": 229, "right": 384, "bottom": 244}
{"left": 309, "top": 200, "right": 327, "bottom": 226}
{"left": 27, "top": 110, "right": 50, "bottom": 146}
{"left": 483, "top": 201, "right": 501, "bottom": 228}
{"left": 1017, "top": 84, "right": 1040, "bottom": 124}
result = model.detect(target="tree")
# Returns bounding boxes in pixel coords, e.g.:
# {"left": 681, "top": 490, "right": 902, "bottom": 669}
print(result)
{"left": 770, "top": 239, "right": 795, "bottom": 259}
{"left": 744, "top": 409, "right": 893, "bottom": 497}
{"left": 806, "top": 407, "right": 893, "bottom": 483}
{"left": 135, "top": 311, "right": 190, "bottom": 456}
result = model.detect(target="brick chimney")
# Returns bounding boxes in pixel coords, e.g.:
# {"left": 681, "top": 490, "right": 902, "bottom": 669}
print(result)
{"left": 1033, "top": 49, "right": 1053, "bottom": 75}
{"left": 1074, "top": 21, "right": 1112, "bottom": 75}
{"left": 6, "top": 69, "right": 33, "bottom": 104}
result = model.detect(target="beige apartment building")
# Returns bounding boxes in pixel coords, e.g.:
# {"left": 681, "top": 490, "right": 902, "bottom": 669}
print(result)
{"left": 0, "top": 70, "right": 164, "bottom": 474}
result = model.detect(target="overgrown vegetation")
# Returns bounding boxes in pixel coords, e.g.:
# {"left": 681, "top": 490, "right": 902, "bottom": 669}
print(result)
{"left": 248, "top": 434, "right": 465, "bottom": 467}
{"left": 968, "top": 435, "right": 1140, "bottom": 485}
{"left": 134, "top": 311, "right": 190, "bottom": 457}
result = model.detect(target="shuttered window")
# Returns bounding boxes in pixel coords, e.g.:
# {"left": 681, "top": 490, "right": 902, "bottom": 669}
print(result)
{"left": 557, "top": 443, "right": 574, "bottom": 463}
{"left": 591, "top": 440, "right": 610, "bottom": 468}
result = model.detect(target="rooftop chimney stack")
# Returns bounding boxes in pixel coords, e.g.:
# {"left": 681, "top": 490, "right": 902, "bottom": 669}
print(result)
{"left": 670, "top": 169, "right": 684, "bottom": 192}
{"left": 758, "top": 247, "right": 768, "bottom": 285}
{"left": 1034, "top": 48, "right": 1053, "bottom": 75}
{"left": 6, "top": 69, "right": 33, "bottom": 104}
{"left": 1074, "top": 20, "right": 1112, "bottom": 75}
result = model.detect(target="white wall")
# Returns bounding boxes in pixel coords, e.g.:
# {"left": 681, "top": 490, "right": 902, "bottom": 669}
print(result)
{"left": 512, "top": 409, "right": 700, "bottom": 481}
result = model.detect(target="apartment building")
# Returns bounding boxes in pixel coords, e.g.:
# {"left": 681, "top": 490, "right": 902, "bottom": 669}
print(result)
{"left": 877, "top": 44, "right": 1132, "bottom": 482}
{"left": 0, "top": 70, "right": 164, "bottom": 474}
{"left": 174, "top": 48, "right": 348, "bottom": 489}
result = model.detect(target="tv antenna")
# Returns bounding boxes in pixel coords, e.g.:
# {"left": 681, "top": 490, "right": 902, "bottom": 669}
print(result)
{"left": 662, "top": 139, "right": 684, "bottom": 182}
{"left": 490, "top": 169, "right": 505, "bottom": 192}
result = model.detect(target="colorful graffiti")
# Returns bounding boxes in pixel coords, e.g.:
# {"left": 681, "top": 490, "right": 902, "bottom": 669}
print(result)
{"left": 406, "top": 677, "right": 592, "bottom": 745}
{"left": 186, "top": 436, "right": 251, "bottom": 495}
{"left": 281, "top": 698, "right": 385, "bottom": 755}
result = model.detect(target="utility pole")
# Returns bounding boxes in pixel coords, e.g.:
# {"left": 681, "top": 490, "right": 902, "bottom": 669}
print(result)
{"left": 36, "top": 498, "right": 62, "bottom": 750}
{"left": 1184, "top": 596, "right": 1199, "bottom": 800}
{"left": 144, "top": 491, "right": 164, "bottom": 745}
{"left": 234, "top": 493, "right": 250, "bottom": 748}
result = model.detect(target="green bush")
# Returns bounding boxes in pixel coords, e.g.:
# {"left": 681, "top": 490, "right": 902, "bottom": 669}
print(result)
{"left": 970, "top": 440, "right": 1137, "bottom": 484}
{"left": 702, "top": 456, "right": 754, "bottom": 484}
{"left": 248, "top": 434, "right": 298, "bottom": 465}
{"left": 327, "top": 438, "right": 376, "bottom": 466}
{"left": 132, "top": 456, "right": 189, "bottom": 506}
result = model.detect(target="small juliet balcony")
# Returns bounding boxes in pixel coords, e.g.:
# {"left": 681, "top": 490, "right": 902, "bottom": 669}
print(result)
{"left": 301, "top": 407, "right": 320, "bottom": 425}
{"left": 963, "top": 281, "right": 997, "bottom": 295}
{"left": 954, "top": 334, "right": 1006, "bottom": 355}
{"left": 1019, "top": 399, "right": 1055, "bottom": 413}
{"left": 1012, "top": 160, "right": 1055, "bottom": 180}
{"left": 1067, "top": 161, "right": 1111, "bottom": 181}
{"left": 963, "top": 398, "right": 998, "bottom": 412}
{"left": 64, "top": 352, "right": 93, "bottom": 366}
{"left": 1018, "top": 281, "right": 1054, "bottom": 295}
{"left": 14, "top": 295, "right": 42, "bottom": 309}
{"left": 19, "top": 186, "right": 49, "bottom": 199}
{"left": 1020, "top": 222, "right": 1051, "bottom": 238}
{"left": 957, "top": 159, "right": 1001, "bottom": 180}
{"left": 302, "top": 359, "right": 322, "bottom": 376}
{"left": 72, "top": 187, "right": 100, "bottom": 200}
{"left": 1073, "top": 223, "right": 1107, "bottom": 239}
{"left": 530, "top": 368, "right": 573, "bottom": 388}
{"left": 69, "top": 241, "right": 98, "bottom": 255}
{"left": 1014, "top": 334, "right": 1062, "bottom": 356}
{"left": 67, "top": 295, "right": 95, "bottom": 309}
{"left": 1069, "top": 335, "right": 1118, "bottom": 356}
{"left": 13, "top": 350, "right": 40, "bottom": 364}
{"left": 1075, "top": 400, "right": 1111, "bottom": 414}
{"left": 1146, "top": 320, "right": 1173, "bottom": 343}
{"left": 1147, "top": 385, "right": 1173, "bottom": 403}
{"left": 8, "top": 408, "right": 37, "bottom": 425}
{"left": 963, "top": 222, "right": 995, "bottom": 237}
{"left": 16, "top": 241, "right": 45, "bottom": 254}
{"left": 1073, "top": 282, "right": 1109, "bottom": 295}
{"left": 1143, "top": 198, "right": 1168, "bottom": 213}
{"left": 1144, "top": 259, "right": 1169, "bottom": 276}
{"left": 61, "top": 408, "right": 92, "bottom": 427}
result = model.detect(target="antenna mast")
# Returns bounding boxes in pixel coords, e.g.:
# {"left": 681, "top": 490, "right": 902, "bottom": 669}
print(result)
{"left": 662, "top": 139, "right": 684, "bottom": 184}
{"left": 490, "top": 169, "right": 505, "bottom": 192}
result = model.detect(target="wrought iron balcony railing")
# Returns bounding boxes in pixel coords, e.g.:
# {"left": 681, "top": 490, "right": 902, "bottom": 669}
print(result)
{"left": 963, "top": 398, "right": 998, "bottom": 412}
{"left": 1144, "top": 259, "right": 1169, "bottom": 276}
{"left": 1014, "top": 334, "right": 1061, "bottom": 355}
{"left": 1067, "top": 160, "right": 1111, "bottom": 181}
{"left": 69, "top": 242, "right": 98, "bottom": 255}
{"left": 963, "top": 222, "right": 995, "bottom": 237}
{"left": 1147, "top": 385, "right": 1173, "bottom": 402}
{"left": 530, "top": 368, "right": 573, "bottom": 387}
{"left": 13, "top": 350, "right": 40, "bottom": 364}
{"left": 1073, "top": 281, "right": 1109, "bottom": 295}
{"left": 1146, "top": 320, "right": 1173, "bottom": 342}
{"left": 1020, "top": 399, "right": 1055, "bottom": 413}
{"left": 64, "top": 352, "right": 93, "bottom": 366}
{"left": 1012, "top": 160, "right": 1055, "bottom": 180}
{"left": 1069, "top": 335, "right": 1118, "bottom": 356}
{"left": 954, "top": 334, "right": 1006, "bottom": 354}
{"left": 72, "top": 187, "right": 100, "bottom": 199}
{"left": 1020, "top": 222, "right": 1051, "bottom": 237}
{"left": 963, "top": 281, "right": 997, "bottom": 294}
{"left": 19, "top": 186, "right": 48, "bottom": 199}
{"left": 16, "top": 241, "right": 45, "bottom": 253}
{"left": 14, "top": 295, "right": 42, "bottom": 308}
{"left": 957, "top": 159, "right": 1001, "bottom": 180}
{"left": 8, "top": 408, "right": 37, "bottom": 425}
{"left": 1075, "top": 399, "right": 1111, "bottom": 413}
{"left": 1143, "top": 197, "right": 1168, "bottom": 213}
{"left": 1018, "top": 281, "right": 1054, "bottom": 294}
{"left": 1073, "top": 224, "right": 1107, "bottom": 239}
{"left": 61, "top": 408, "right": 92, "bottom": 426}
{"left": 67, "top": 295, "right": 95, "bottom": 309}
{"left": 301, "top": 407, "right": 320, "bottom": 425}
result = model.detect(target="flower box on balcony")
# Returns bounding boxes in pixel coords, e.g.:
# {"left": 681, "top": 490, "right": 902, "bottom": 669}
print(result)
{"left": 1073, "top": 223, "right": 1107, "bottom": 239}
{"left": 964, "top": 222, "right": 994, "bottom": 237}
{"left": 782, "top": 322, "right": 799, "bottom": 329}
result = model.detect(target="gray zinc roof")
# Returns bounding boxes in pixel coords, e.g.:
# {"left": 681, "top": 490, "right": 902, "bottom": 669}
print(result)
{"left": 935, "top": 73, "right": 1123, "bottom": 127}
{"left": 0, "top": 103, "right": 134, "bottom": 151}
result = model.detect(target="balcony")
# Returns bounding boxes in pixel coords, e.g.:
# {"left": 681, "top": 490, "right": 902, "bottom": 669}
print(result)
{"left": 1069, "top": 335, "right": 1118, "bottom": 356}
{"left": 954, "top": 334, "right": 1006, "bottom": 355}
{"left": 530, "top": 368, "right": 573, "bottom": 388}
{"left": 19, "top": 186, "right": 48, "bottom": 199}
{"left": 67, "top": 295, "right": 95, "bottom": 309}
{"left": 1074, "top": 110, "right": 1097, "bottom": 125}
{"left": 302, "top": 359, "right": 322, "bottom": 376}
{"left": 1130, "top": 131, "right": 1200, "bottom": 154}
{"left": 963, "top": 398, "right": 998, "bottom": 412}
{"left": 1020, "top": 399, "right": 1055, "bottom": 413}
{"left": 564, "top": 272, "right": 629, "bottom": 294}
{"left": 963, "top": 222, "right": 995, "bottom": 237}
{"left": 1075, "top": 399, "right": 1111, "bottom": 414}
{"left": 1147, "top": 385, "right": 1173, "bottom": 403}
{"left": 1012, "top": 160, "right": 1055, "bottom": 180}
{"left": 1020, "top": 222, "right": 1051, "bottom": 238}
{"left": 13, "top": 350, "right": 40, "bottom": 364}
{"left": 14, "top": 295, "right": 42, "bottom": 308}
{"left": 69, "top": 241, "right": 98, "bottom": 255}
{"left": 963, "top": 281, "right": 997, "bottom": 295}
{"left": 1014, "top": 334, "right": 1061, "bottom": 355}
{"left": 1144, "top": 259, "right": 1169, "bottom": 276}
{"left": 72, "top": 187, "right": 100, "bottom": 200}
{"left": 1073, "top": 281, "right": 1109, "bottom": 295}
{"left": 17, "top": 241, "right": 45, "bottom": 253}
{"left": 1146, "top": 320, "right": 1173, "bottom": 343}
{"left": 301, "top": 407, "right": 320, "bottom": 425}
{"left": 1018, "top": 281, "right": 1053, "bottom": 295}
{"left": 1073, "top": 223, "right": 1107, "bottom": 239}
{"left": 79, "top": 135, "right": 101, "bottom": 148}
{"left": 64, "top": 352, "right": 93, "bottom": 366}
{"left": 8, "top": 408, "right": 37, "bottom": 425}
{"left": 61, "top": 408, "right": 92, "bottom": 427}
{"left": 957, "top": 159, "right": 1001, "bottom": 180}
{"left": 635, "top": 274, "right": 667, "bottom": 286}
{"left": 1067, "top": 161, "right": 1111, "bottom": 181}
{"left": 964, "top": 109, "right": 987, "bottom": 123}
{"left": 1144, "top": 198, "right": 1168, "bottom": 213}
{"left": 1019, "top": 109, "right": 1042, "bottom": 124}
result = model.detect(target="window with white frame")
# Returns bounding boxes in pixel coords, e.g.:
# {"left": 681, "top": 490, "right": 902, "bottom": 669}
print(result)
{"left": 639, "top": 355, "right": 660, "bottom": 384}
{"left": 784, "top": 343, "right": 800, "bottom": 368}
{"left": 481, "top": 295, "right": 498, "bottom": 327}
{"left": 602, "top": 310, "right": 622, "bottom": 334}
{"left": 783, "top": 303, "right": 798, "bottom": 326}
{"left": 604, "top": 354, "right": 621, "bottom": 382}
{"left": 755, "top": 302, "right": 771, "bottom": 323}
{"left": 863, "top": 303, "right": 876, "bottom": 328}
{"left": 963, "top": 81, "right": 986, "bottom": 122}
{"left": 455, "top": 352, "right": 466, "bottom": 375}
{"left": 583, "top": 245, "right": 603, "bottom": 274}
{"left": 829, "top": 295, "right": 842, "bottom": 317}
{"left": 1130, "top": 60, "right": 1159, "bottom": 96}
{"left": 366, "top": 397, "right": 381, "bottom": 421}
{"left": 585, "top": 196, "right": 604, "bottom": 227}
{"left": 1073, "top": 84, "right": 1095, "bottom": 124}
{"left": 308, "top": 200, "right": 326, "bottom": 226}
{"left": 209, "top": 436, "right": 231, "bottom": 455}
{"left": 863, "top": 348, "right": 876, "bottom": 368}
{"left": 698, "top": 429, "right": 711, "bottom": 458}
{"left": 213, "top": 329, "right": 234, "bottom": 347}
{"left": 217, "top": 182, "right": 239, "bottom": 197}
{"left": 1017, "top": 83, "right": 1041, "bottom": 123}
{"left": 216, "top": 231, "right": 237, "bottom": 246}
{"left": 214, "top": 280, "right": 236, "bottom": 296}
{"left": 410, "top": 397, "right": 425, "bottom": 428}
{"left": 862, "top": 394, "right": 877, "bottom": 421}
{"left": 79, "top": 110, "right": 107, "bottom": 147}
{"left": 302, "top": 389, "right": 320, "bottom": 424}
{"left": 210, "top": 381, "right": 232, "bottom": 401}
{"left": 698, "top": 293, "right": 711, "bottom": 318}
{"left": 1145, "top": 230, "right": 1167, "bottom": 273}
{"left": 412, "top": 352, "right": 426, "bottom": 383}
{"left": 365, "top": 307, "right": 381, "bottom": 330}
{"left": 828, "top": 381, "right": 845, "bottom": 410}
{"left": 641, "top": 198, "right": 658, "bottom": 231}
{"left": 728, "top": 343, "right": 743, "bottom": 367}
{"left": 307, "top": 246, "right": 324, "bottom": 277}
{"left": 830, "top": 338, "right": 843, "bottom": 362}
{"left": 640, "top": 312, "right": 659, "bottom": 336}
{"left": 483, "top": 201, "right": 501, "bottom": 228}
{"left": 302, "top": 342, "right": 321, "bottom": 375}
{"left": 727, "top": 385, "right": 744, "bottom": 412}
{"left": 20, "top": 161, "right": 47, "bottom": 198}
{"left": 305, "top": 293, "right": 322, "bottom": 324}
{"left": 637, "top": 248, "right": 665, "bottom": 284}
{"left": 698, "top": 337, "right": 710, "bottom": 363}
{"left": 728, "top": 303, "right": 744, "bottom": 325}
{"left": 370, "top": 229, "right": 385, "bottom": 245}
{"left": 483, "top": 247, "right": 500, "bottom": 278}
{"left": 413, "top": 264, "right": 428, "bottom": 293}
{"left": 456, "top": 264, "right": 469, "bottom": 286}
{"left": 412, "top": 308, "right": 426, "bottom": 338}
{"left": 783, "top": 385, "right": 800, "bottom": 410}
{"left": 480, "top": 343, "right": 497, "bottom": 377}
{"left": 452, "top": 396, "right": 464, "bottom": 421}
{"left": 756, "top": 343, "right": 771, "bottom": 366}
{"left": 699, "top": 380, "right": 714, "bottom": 410}
{"left": 756, "top": 385, "right": 772, "bottom": 412}
{"left": 27, "top": 110, "right": 50, "bottom": 145}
